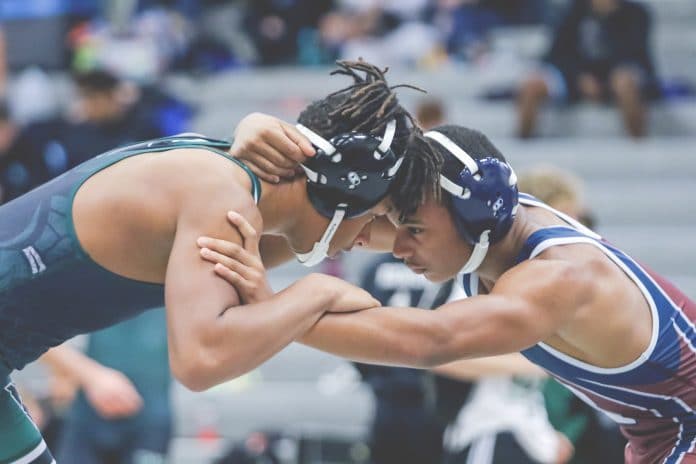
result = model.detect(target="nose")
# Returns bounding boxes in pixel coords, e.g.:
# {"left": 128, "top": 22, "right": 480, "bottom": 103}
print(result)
{"left": 392, "top": 231, "right": 413, "bottom": 260}
{"left": 353, "top": 220, "right": 373, "bottom": 249}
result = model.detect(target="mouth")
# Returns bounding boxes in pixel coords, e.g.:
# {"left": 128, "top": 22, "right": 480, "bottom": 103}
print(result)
{"left": 405, "top": 262, "right": 426, "bottom": 274}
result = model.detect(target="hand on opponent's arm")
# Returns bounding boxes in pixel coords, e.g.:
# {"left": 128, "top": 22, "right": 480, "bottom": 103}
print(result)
{"left": 230, "top": 112, "right": 315, "bottom": 183}
{"left": 197, "top": 211, "right": 382, "bottom": 313}
{"left": 164, "top": 168, "right": 377, "bottom": 391}
{"left": 198, "top": 211, "right": 273, "bottom": 304}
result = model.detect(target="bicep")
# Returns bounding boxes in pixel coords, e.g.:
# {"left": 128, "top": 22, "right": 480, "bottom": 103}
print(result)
{"left": 164, "top": 201, "right": 249, "bottom": 357}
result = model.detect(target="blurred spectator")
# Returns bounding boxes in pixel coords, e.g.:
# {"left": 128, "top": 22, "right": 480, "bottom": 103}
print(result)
{"left": 517, "top": 0, "right": 659, "bottom": 139}
{"left": 0, "top": 27, "right": 6, "bottom": 97}
{"left": 319, "top": 0, "right": 440, "bottom": 66}
{"left": 356, "top": 254, "right": 446, "bottom": 464}
{"left": 6, "top": 67, "right": 60, "bottom": 125}
{"left": 184, "top": 2, "right": 257, "bottom": 71}
{"left": 0, "top": 69, "right": 163, "bottom": 203}
{"left": 429, "top": 0, "right": 504, "bottom": 62}
{"left": 70, "top": 8, "right": 193, "bottom": 82}
{"left": 244, "top": 0, "right": 334, "bottom": 65}
{"left": 0, "top": 100, "right": 21, "bottom": 203}
{"left": 54, "top": 309, "right": 172, "bottom": 464}
{"left": 434, "top": 284, "right": 572, "bottom": 464}
{"left": 415, "top": 97, "right": 446, "bottom": 130}
{"left": 517, "top": 165, "right": 625, "bottom": 463}
{"left": 517, "top": 165, "right": 596, "bottom": 228}
{"left": 517, "top": 165, "right": 587, "bottom": 220}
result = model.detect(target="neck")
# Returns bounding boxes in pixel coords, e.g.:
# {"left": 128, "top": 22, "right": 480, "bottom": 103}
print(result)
{"left": 257, "top": 178, "right": 302, "bottom": 234}
{"left": 475, "top": 207, "right": 538, "bottom": 282}
{"left": 257, "top": 178, "right": 323, "bottom": 255}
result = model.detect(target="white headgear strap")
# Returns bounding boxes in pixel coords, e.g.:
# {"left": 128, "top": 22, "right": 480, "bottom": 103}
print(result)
{"left": 425, "top": 131, "right": 490, "bottom": 274}
{"left": 295, "top": 205, "right": 347, "bottom": 267}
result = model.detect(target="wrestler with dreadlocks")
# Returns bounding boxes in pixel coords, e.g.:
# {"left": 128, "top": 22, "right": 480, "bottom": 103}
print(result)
{"left": 0, "top": 60, "right": 440, "bottom": 463}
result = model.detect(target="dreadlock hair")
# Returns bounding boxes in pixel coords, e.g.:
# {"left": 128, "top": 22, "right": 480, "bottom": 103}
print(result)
{"left": 297, "top": 59, "right": 442, "bottom": 219}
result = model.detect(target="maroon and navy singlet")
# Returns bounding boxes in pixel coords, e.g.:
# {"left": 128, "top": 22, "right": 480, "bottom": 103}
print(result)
{"left": 462, "top": 194, "right": 696, "bottom": 464}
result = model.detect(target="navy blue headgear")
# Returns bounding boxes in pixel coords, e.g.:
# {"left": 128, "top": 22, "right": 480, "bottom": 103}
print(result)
{"left": 294, "top": 120, "right": 402, "bottom": 266}
{"left": 425, "top": 131, "right": 518, "bottom": 274}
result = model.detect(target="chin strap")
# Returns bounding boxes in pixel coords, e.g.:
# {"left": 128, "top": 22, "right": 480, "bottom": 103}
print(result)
{"left": 295, "top": 205, "right": 347, "bottom": 267}
{"left": 460, "top": 230, "right": 490, "bottom": 274}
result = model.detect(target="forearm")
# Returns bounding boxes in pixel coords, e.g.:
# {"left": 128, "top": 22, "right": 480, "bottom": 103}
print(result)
{"left": 185, "top": 277, "right": 331, "bottom": 389}
{"left": 298, "top": 306, "right": 449, "bottom": 368}
{"left": 298, "top": 295, "right": 544, "bottom": 368}
{"left": 431, "top": 353, "right": 546, "bottom": 381}
{"left": 40, "top": 344, "right": 106, "bottom": 387}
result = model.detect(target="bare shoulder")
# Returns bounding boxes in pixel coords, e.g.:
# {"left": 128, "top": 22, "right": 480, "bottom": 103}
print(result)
{"left": 164, "top": 148, "right": 262, "bottom": 231}
{"left": 493, "top": 249, "right": 599, "bottom": 313}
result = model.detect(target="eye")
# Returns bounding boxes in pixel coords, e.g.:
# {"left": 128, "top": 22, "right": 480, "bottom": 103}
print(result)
{"left": 408, "top": 227, "right": 424, "bottom": 235}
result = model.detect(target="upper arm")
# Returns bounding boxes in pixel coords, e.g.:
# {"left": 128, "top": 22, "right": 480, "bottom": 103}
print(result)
{"left": 425, "top": 260, "right": 593, "bottom": 362}
{"left": 164, "top": 180, "right": 260, "bottom": 366}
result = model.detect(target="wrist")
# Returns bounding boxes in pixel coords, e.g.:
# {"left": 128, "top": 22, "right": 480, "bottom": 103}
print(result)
{"left": 298, "top": 274, "right": 334, "bottom": 312}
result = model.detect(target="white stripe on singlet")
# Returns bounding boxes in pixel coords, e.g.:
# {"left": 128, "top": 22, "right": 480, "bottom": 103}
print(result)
{"left": 10, "top": 440, "right": 47, "bottom": 464}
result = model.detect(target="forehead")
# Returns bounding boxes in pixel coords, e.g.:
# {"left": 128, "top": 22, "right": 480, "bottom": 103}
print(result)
{"left": 387, "top": 197, "right": 448, "bottom": 226}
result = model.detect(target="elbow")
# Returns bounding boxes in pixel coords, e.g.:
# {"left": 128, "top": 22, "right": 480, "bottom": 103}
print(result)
{"left": 170, "top": 353, "right": 216, "bottom": 392}
{"left": 174, "top": 370, "right": 213, "bottom": 393}
{"left": 169, "top": 344, "right": 254, "bottom": 392}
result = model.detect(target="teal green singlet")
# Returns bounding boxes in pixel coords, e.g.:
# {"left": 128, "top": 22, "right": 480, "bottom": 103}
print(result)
{"left": 0, "top": 135, "right": 261, "bottom": 373}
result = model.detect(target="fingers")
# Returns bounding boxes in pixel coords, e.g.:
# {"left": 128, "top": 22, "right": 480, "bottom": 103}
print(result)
{"left": 227, "top": 211, "right": 260, "bottom": 254}
{"left": 254, "top": 138, "right": 298, "bottom": 170}
{"left": 212, "top": 262, "right": 246, "bottom": 288}
{"left": 213, "top": 263, "right": 263, "bottom": 298}
{"left": 200, "top": 247, "right": 259, "bottom": 281}
{"left": 197, "top": 214, "right": 260, "bottom": 257}
{"left": 281, "top": 122, "right": 316, "bottom": 160}
{"left": 88, "top": 385, "right": 143, "bottom": 419}
{"left": 264, "top": 126, "right": 312, "bottom": 165}
{"left": 244, "top": 160, "right": 281, "bottom": 184}
{"left": 246, "top": 147, "right": 296, "bottom": 178}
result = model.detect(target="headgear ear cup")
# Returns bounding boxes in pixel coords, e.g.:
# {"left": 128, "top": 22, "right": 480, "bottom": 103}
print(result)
{"left": 294, "top": 120, "right": 402, "bottom": 266}
{"left": 425, "top": 131, "right": 518, "bottom": 274}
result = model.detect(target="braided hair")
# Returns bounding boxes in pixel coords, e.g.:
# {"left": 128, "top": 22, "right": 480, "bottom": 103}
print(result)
{"left": 298, "top": 59, "right": 442, "bottom": 219}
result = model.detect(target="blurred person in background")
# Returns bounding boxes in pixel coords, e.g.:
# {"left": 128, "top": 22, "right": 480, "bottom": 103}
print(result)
{"left": 517, "top": 0, "right": 659, "bottom": 139}
{"left": 517, "top": 166, "right": 591, "bottom": 227}
{"left": 0, "top": 27, "right": 6, "bottom": 97}
{"left": 0, "top": 60, "right": 441, "bottom": 463}
{"left": 244, "top": 0, "right": 334, "bottom": 65}
{"left": 435, "top": 282, "right": 572, "bottom": 464}
{"left": 69, "top": 69, "right": 164, "bottom": 163}
{"left": 0, "top": 69, "right": 162, "bottom": 203}
{"left": 319, "top": 0, "right": 440, "bottom": 66}
{"left": 355, "top": 254, "right": 446, "bottom": 464}
{"left": 53, "top": 309, "right": 171, "bottom": 464}
{"left": 415, "top": 97, "right": 446, "bottom": 131}
{"left": 207, "top": 123, "right": 696, "bottom": 464}
{"left": 0, "top": 101, "right": 19, "bottom": 203}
